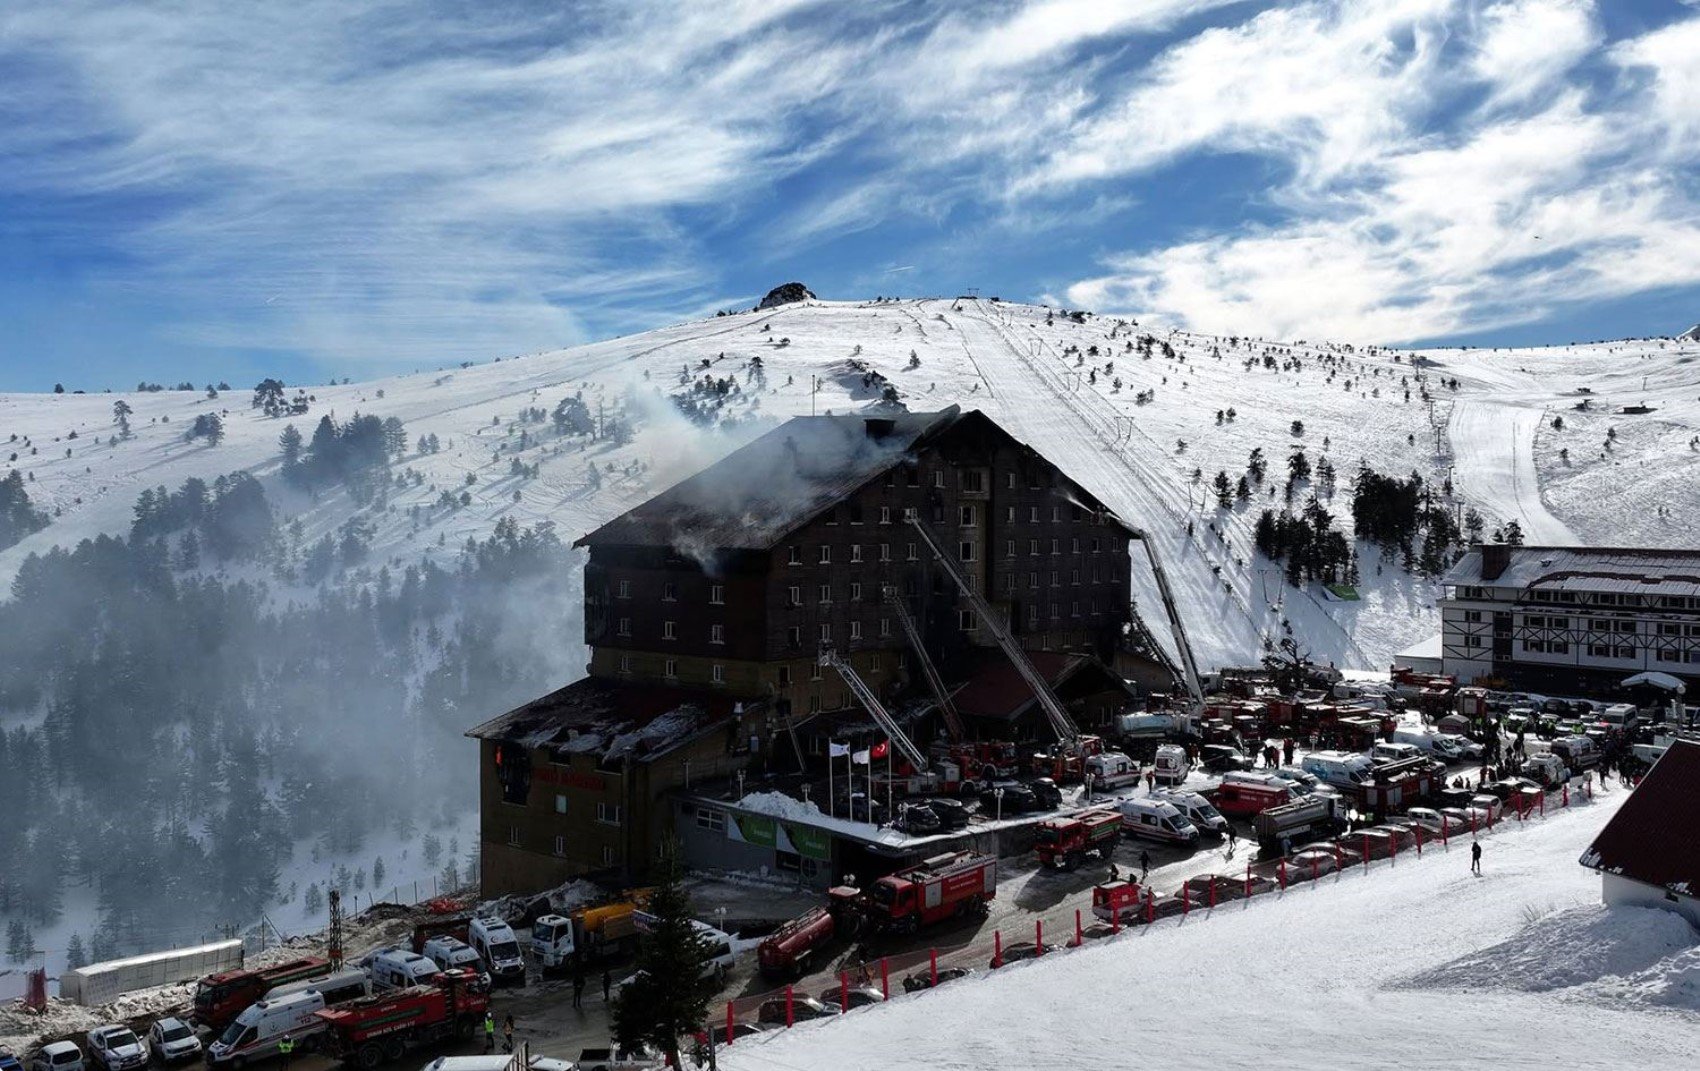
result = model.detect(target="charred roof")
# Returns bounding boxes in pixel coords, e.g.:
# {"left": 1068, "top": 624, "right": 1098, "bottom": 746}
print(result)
{"left": 465, "top": 676, "right": 760, "bottom": 765}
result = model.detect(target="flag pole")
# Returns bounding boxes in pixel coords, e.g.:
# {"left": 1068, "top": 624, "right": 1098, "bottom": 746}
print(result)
{"left": 827, "top": 741, "right": 834, "bottom": 819}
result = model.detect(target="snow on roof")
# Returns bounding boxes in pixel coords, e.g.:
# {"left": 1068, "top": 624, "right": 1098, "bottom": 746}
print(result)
{"left": 1578, "top": 739, "right": 1700, "bottom": 897}
{"left": 1444, "top": 545, "right": 1700, "bottom": 598}
{"left": 465, "top": 677, "right": 755, "bottom": 764}
{"left": 1397, "top": 633, "right": 1444, "bottom": 661}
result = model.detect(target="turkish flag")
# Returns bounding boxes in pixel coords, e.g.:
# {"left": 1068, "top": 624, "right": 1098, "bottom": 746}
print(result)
{"left": 870, "top": 740, "right": 890, "bottom": 760}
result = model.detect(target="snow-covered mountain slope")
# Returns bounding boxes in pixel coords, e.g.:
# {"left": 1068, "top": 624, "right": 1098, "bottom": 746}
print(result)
{"left": 720, "top": 791, "right": 1700, "bottom": 1071}
{"left": 3, "top": 299, "right": 1696, "bottom": 674}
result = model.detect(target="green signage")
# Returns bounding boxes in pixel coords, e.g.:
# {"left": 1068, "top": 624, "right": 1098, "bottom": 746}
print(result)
{"left": 731, "top": 813, "right": 776, "bottom": 848}
{"left": 783, "top": 823, "right": 832, "bottom": 861}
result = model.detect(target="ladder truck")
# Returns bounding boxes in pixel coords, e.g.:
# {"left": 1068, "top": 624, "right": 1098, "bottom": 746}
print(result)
{"left": 818, "top": 647, "right": 961, "bottom": 794}
{"left": 905, "top": 516, "right": 1100, "bottom": 779}
{"left": 1125, "top": 525, "right": 1206, "bottom": 716}
{"left": 884, "top": 585, "right": 1019, "bottom": 781}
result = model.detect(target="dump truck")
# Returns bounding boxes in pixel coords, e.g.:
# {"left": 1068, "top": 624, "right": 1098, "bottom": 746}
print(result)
{"left": 314, "top": 969, "right": 489, "bottom": 1070}
{"left": 530, "top": 891, "right": 653, "bottom": 969}
{"left": 1034, "top": 809, "right": 1121, "bottom": 869}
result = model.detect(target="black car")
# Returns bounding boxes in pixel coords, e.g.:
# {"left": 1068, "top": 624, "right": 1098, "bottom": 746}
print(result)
{"left": 757, "top": 996, "right": 835, "bottom": 1024}
{"left": 980, "top": 782, "right": 1039, "bottom": 813}
{"left": 899, "top": 802, "right": 941, "bottom": 834}
{"left": 924, "top": 796, "right": 970, "bottom": 830}
{"left": 903, "top": 966, "right": 972, "bottom": 993}
{"left": 1027, "top": 777, "right": 1063, "bottom": 809}
{"left": 1199, "top": 745, "right": 1254, "bottom": 773}
{"left": 846, "top": 792, "right": 887, "bottom": 824}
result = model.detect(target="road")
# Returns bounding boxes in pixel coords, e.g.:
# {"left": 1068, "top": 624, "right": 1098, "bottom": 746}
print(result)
{"left": 1447, "top": 400, "right": 1577, "bottom": 545}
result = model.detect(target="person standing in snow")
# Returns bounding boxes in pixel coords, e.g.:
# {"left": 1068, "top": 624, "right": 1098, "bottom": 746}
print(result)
{"left": 1225, "top": 825, "right": 1237, "bottom": 858}
{"left": 1471, "top": 840, "right": 1482, "bottom": 875}
{"left": 1139, "top": 849, "right": 1151, "bottom": 882}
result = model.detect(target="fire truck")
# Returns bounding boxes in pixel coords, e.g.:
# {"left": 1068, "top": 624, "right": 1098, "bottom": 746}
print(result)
{"left": 314, "top": 969, "right": 489, "bottom": 1070}
{"left": 1090, "top": 880, "right": 1146, "bottom": 925}
{"left": 1034, "top": 809, "right": 1121, "bottom": 870}
{"left": 856, "top": 851, "right": 997, "bottom": 934}
{"left": 192, "top": 957, "right": 332, "bottom": 1032}
{"left": 755, "top": 892, "right": 860, "bottom": 979}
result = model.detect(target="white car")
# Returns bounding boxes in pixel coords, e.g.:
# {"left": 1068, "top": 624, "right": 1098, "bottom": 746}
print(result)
{"left": 1470, "top": 794, "right": 1504, "bottom": 823}
{"left": 30, "top": 1043, "right": 83, "bottom": 1071}
{"left": 86, "top": 1028, "right": 147, "bottom": 1071}
{"left": 147, "top": 1019, "right": 201, "bottom": 1065}
{"left": 1404, "top": 807, "right": 1447, "bottom": 834}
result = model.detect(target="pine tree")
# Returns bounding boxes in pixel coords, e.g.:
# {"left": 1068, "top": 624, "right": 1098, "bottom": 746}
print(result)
{"left": 1504, "top": 519, "right": 1525, "bottom": 546}
{"left": 612, "top": 841, "right": 714, "bottom": 1066}
{"left": 423, "top": 833, "right": 443, "bottom": 867}
{"left": 372, "top": 857, "right": 386, "bottom": 889}
{"left": 65, "top": 932, "right": 88, "bottom": 970}
{"left": 279, "top": 424, "right": 303, "bottom": 468}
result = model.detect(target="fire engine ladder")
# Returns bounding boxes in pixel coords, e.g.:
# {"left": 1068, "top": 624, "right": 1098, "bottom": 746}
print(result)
{"left": 881, "top": 584, "right": 966, "bottom": 742}
{"left": 818, "top": 647, "right": 931, "bottom": 773}
{"left": 1127, "top": 526, "right": 1206, "bottom": 716}
{"left": 905, "top": 515, "right": 1082, "bottom": 747}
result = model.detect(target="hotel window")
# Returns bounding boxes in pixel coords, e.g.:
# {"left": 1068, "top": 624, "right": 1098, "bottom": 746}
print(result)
{"left": 788, "top": 626, "right": 801, "bottom": 648}
{"left": 850, "top": 621, "right": 863, "bottom": 640}
{"left": 960, "top": 541, "right": 976, "bottom": 562}
{"left": 907, "top": 542, "right": 918, "bottom": 561}
{"left": 819, "top": 623, "right": 832, "bottom": 642}
{"left": 662, "top": 581, "right": 677, "bottom": 601}
{"left": 1052, "top": 506, "right": 1061, "bottom": 522}
{"left": 1070, "top": 538, "right": 1080, "bottom": 554}
{"left": 1029, "top": 572, "right": 1038, "bottom": 589}
{"left": 788, "top": 546, "right": 802, "bottom": 565}
{"left": 1006, "top": 506, "right": 1016, "bottom": 523}
{"left": 1464, "top": 636, "right": 1482, "bottom": 649}
{"left": 962, "top": 470, "right": 984, "bottom": 493}
{"left": 1051, "top": 539, "right": 1060, "bottom": 556}
{"left": 710, "top": 584, "right": 724, "bottom": 605}
{"left": 616, "top": 579, "right": 630, "bottom": 598}
{"left": 1006, "top": 539, "right": 1016, "bottom": 558}
{"left": 851, "top": 544, "right": 863, "bottom": 563}
{"left": 870, "top": 653, "right": 882, "bottom": 672}
{"left": 819, "top": 583, "right": 832, "bottom": 603}
{"left": 662, "top": 620, "right": 676, "bottom": 640}
{"left": 554, "top": 794, "right": 568, "bottom": 814}
{"left": 778, "top": 665, "right": 792, "bottom": 686}
{"left": 665, "top": 658, "right": 677, "bottom": 678}
{"left": 553, "top": 835, "right": 566, "bottom": 857}
{"left": 1464, "top": 610, "right": 1482, "bottom": 623}
{"left": 880, "top": 617, "right": 891, "bottom": 637}
{"left": 849, "top": 503, "right": 864, "bottom": 524}
{"left": 712, "top": 664, "right": 725, "bottom": 683}
{"left": 789, "top": 585, "right": 802, "bottom": 606}
{"left": 601, "top": 846, "right": 616, "bottom": 866}
{"left": 710, "top": 624, "right": 724, "bottom": 644}
{"left": 618, "top": 653, "right": 631, "bottom": 674}
{"left": 819, "top": 545, "right": 832, "bottom": 564}
{"left": 880, "top": 543, "right": 891, "bottom": 562}
{"left": 934, "top": 471, "right": 945, "bottom": 488}
{"left": 1029, "top": 539, "right": 1040, "bottom": 556}
{"left": 959, "top": 609, "right": 977, "bottom": 631}
{"left": 507, "top": 826, "right": 521, "bottom": 846}
{"left": 617, "top": 617, "right": 631, "bottom": 636}
{"left": 809, "top": 694, "right": 822, "bottom": 713}
{"left": 1029, "top": 507, "right": 1040, "bottom": 523}
{"left": 880, "top": 506, "right": 891, "bottom": 524}
{"left": 960, "top": 505, "right": 976, "bottom": 527}
{"left": 1007, "top": 472, "right": 1017, "bottom": 489}
{"left": 850, "top": 582, "right": 863, "bottom": 601}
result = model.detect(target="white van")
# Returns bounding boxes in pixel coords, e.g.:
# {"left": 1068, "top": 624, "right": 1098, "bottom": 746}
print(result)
{"left": 1085, "top": 750, "right": 1142, "bottom": 792}
{"left": 1153, "top": 744, "right": 1190, "bottom": 787}
{"left": 1370, "top": 742, "right": 1421, "bottom": 766}
{"left": 1391, "top": 730, "right": 1462, "bottom": 761}
{"left": 420, "top": 936, "right": 485, "bottom": 976}
{"left": 420, "top": 1057, "right": 574, "bottom": 1071}
{"left": 1148, "top": 789, "right": 1228, "bottom": 836}
{"left": 207, "top": 991, "right": 331, "bottom": 1066}
{"left": 1599, "top": 703, "right": 1639, "bottom": 732}
{"left": 1116, "top": 798, "right": 1200, "bottom": 845}
{"left": 367, "top": 948, "right": 441, "bottom": 991}
{"left": 467, "top": 917, "right": 526, "bottom": 986}
{"left": 261, "top": 968, "right": 370, "bottom": 1007}
{"left": 1301, "top": 751, "right": 1374, "bottom": 789}
{"left": 692, "top": 921, "right": 737, "bottom": 980}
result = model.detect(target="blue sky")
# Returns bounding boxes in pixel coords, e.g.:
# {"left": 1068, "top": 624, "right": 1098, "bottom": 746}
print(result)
{"left": 2, "top": 0, "right": 1698, "bottom": 392}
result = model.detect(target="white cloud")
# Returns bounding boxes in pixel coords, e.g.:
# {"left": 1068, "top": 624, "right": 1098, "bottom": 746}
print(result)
{"left": 1470, "top": 0, "right": 1600, "bottom": 107}
{"left": 1612, "top": 14, "right": 1700, "bottom": 156}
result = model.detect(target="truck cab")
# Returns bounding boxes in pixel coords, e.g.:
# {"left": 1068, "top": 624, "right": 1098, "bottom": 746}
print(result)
{"left": 530, "top": 915, "right": 576, "bottom": 970}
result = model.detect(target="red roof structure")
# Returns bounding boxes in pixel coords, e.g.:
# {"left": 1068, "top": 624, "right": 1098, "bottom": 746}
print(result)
{"left": 1578, "top": 739, "right": 1700, "bottom": 897}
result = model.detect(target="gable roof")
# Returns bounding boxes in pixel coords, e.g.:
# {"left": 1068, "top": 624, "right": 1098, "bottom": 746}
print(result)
{"left": 1578, "top": 739, "right": 1700, "bottom": 897}
{"left": 1444, "top": 545, "right": 1700, "bottom": 598}
{"left": 575, "top": 406, "right": 1131, "bottom": 555}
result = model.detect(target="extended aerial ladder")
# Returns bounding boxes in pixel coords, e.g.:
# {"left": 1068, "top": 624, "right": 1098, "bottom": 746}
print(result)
{"left": 906, "top": 515, "right": 1083, "bottom": 747}
{"left": 818, "top": 647, "right": 932, "bottom": 775}
{"left": 1125, "top": 526, "right": 1206, "bottom": 716}
{"left": 881, "top": 584, "right": 966, "bottom": 741}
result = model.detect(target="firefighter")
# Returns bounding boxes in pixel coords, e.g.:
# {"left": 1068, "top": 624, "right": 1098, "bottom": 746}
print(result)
{"left": 1225, "top": 825, "right": 1237, "bottom": 858}
{"left": 277, "top": 1036, "right": 294, "bottom": 1071}
{"left": 483, "top": 1012, "right": 496, "bottom": 1053}
{"left": 1283, "top": 738, "right": 1295, "bottom": 766}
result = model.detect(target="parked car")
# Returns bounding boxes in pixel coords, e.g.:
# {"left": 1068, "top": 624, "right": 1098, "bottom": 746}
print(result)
{"left": 923, "top": 797, "right": 970, "bottom": 830}
{"left": 1028, "top": 778, "right": 1063, "bottom": 809}
{"left": 3, "top": 1048, "right": 26, "bottom": 1071}
{"left": 903, "top": 966, "right": 972, "bottom": 993}
{"left": 815, "top": 985, "right": 883, "bottom": 1010}
{"left": 87, "top": 1027, "right": 148, "bottom": 1071}
{"left": 1470, "top": 794, "right": 1504, "bottom": 822}
{"left": 146, "top": 1019, "right": 201, "bottom": 1065}
{"left": 1271, "top": 767, "right": 1321, "bottom": 793}
{"left": 1403, "top": 807, "right": 1447, "bottom": 834}
{"left": 1288, "top": 847, "right": 1339, "bottom": 877}
{"left": 991, "top": 941, "right": 1053, "bottom": 967}
{"left": 846, "top": 792, "right": 887, "bottom": 824}
{"left": 898, "top": 802, "right": 941, "bottom": 834}
{"left": 1199, "top": 745, "right": 1254, "bottom": 773}
{"left": 30, "top": 1043, "right": 83, "bottom": 1071}
{"left": 980, "top": 782, "right": 1039, "bottom": 814}
{"left": 757, "top": 996, "right": 835, "bottom": 1024}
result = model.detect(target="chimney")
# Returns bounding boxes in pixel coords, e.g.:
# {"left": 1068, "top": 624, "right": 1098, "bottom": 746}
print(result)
{"left": 1480, "top": 542, "right": 1511, "bottom": 581}
{"left": 864, "top": 416, "right": 896, "bottom": 440}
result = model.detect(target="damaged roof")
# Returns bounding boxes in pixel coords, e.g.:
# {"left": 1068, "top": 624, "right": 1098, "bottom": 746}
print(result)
{"left": 1578, "top": 739, "right": 1700, "bottom": 898}
{"left": 465, "top": 677, "right": 756, "bottom": 764}
{"left": 577, "top": 407, "right": 966, "bottom": 552}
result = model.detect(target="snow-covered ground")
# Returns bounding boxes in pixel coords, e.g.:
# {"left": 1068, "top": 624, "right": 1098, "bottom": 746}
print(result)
{"left": 722, "top": 788, "right": 1699, "bottom": 1071}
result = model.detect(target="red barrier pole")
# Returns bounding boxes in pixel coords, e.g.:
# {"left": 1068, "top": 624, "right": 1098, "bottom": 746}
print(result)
{"left": 1245, "top": 863, "right": 1252, "bottom": 899}
{"left": 785, "top": 984, "right": 794, "bottom": 1028}
{"left": 929, "top": 949, "right": 937, "bottom": 989}
{"left": 1442, "top": 815, "right": 1449, "bottom": 846}
{"left": 1415, "top": 823, "right": 1423, "bottom": 856}
{"left": 993, "top": 930, "right": 1003, "bottom": 968}
{"left": 1209, "top": 879, "right": 1217, "bottom": 908}
{"left": 1279, "top": 858, "right": 1287, "bottom": 889}
{"left": 840, "top": 972, "right": 849, "bottom": 1014}
{"left": 1112, "top": 905, "right": 1121, "bottom": 935}
{"left": 1146, "top": 888, "right": 1155, "bottom": 924}
{"left": 1182, "top": 887, "right": 1190, "bottom": 916}
{"left": 1562, "top": 783, "right": 1569, "bottom": 807}
{"left": 1362, "top": 833, "right": 1370, "bottom": 870}
{"left": 1540, "top": 790, "right": 1546, "bottom": 817}
{"left": 1312, "top": 856, "right": 1320, "bottom": 884}
{"left": 1073, "top": 908, "right": 1083, "bottom": 948}
{"left": 725, "top": 1001, "right": 734, "bottom": 1046}
{"left": 881, "top": 957, "right": 889, "bottom": 1001}
{"left": 1036, "top": 918, "right": 1045, "bottom": 955}
{"left": 1471, "top": 812, "right": 1478, "bottom": 837}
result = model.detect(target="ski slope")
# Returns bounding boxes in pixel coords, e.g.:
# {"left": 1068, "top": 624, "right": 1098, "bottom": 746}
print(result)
{"left": 0, "top": 299, "right": 1696, "bottom": 677}
{"left": 721, "top": 789, "right": 1700, "bottom": 1071}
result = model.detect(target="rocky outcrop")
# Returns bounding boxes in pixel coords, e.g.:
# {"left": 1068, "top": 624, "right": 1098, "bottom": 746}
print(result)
{"left": 756, "top": 282, "right": 815, "bottom": 310}
{"left": 1679, "top": 323, "right": 1700, "bottom": 342}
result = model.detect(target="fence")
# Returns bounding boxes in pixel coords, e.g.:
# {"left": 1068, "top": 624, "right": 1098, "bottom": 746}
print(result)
{"left": 708, "top": 774, "right": 1599, "bottom": 1046}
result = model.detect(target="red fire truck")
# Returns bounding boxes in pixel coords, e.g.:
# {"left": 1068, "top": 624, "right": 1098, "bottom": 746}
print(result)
{"left": 1034, "top": 809, "right": 1121, "bottom": 870}
{"left": 1091, "top": 880, "right": 1145, "bottom": 925}
{"left": 314, "top": 969, "right": 489, "bottom": 1070}
{"left": 192, "top": 957, "right": 332, "bottom": 1032}
{"left": 756, "top": 892, "right": 860, "bottom": 979}
{"left": 859, "top": 851, "right": 996, "bottom": 934}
